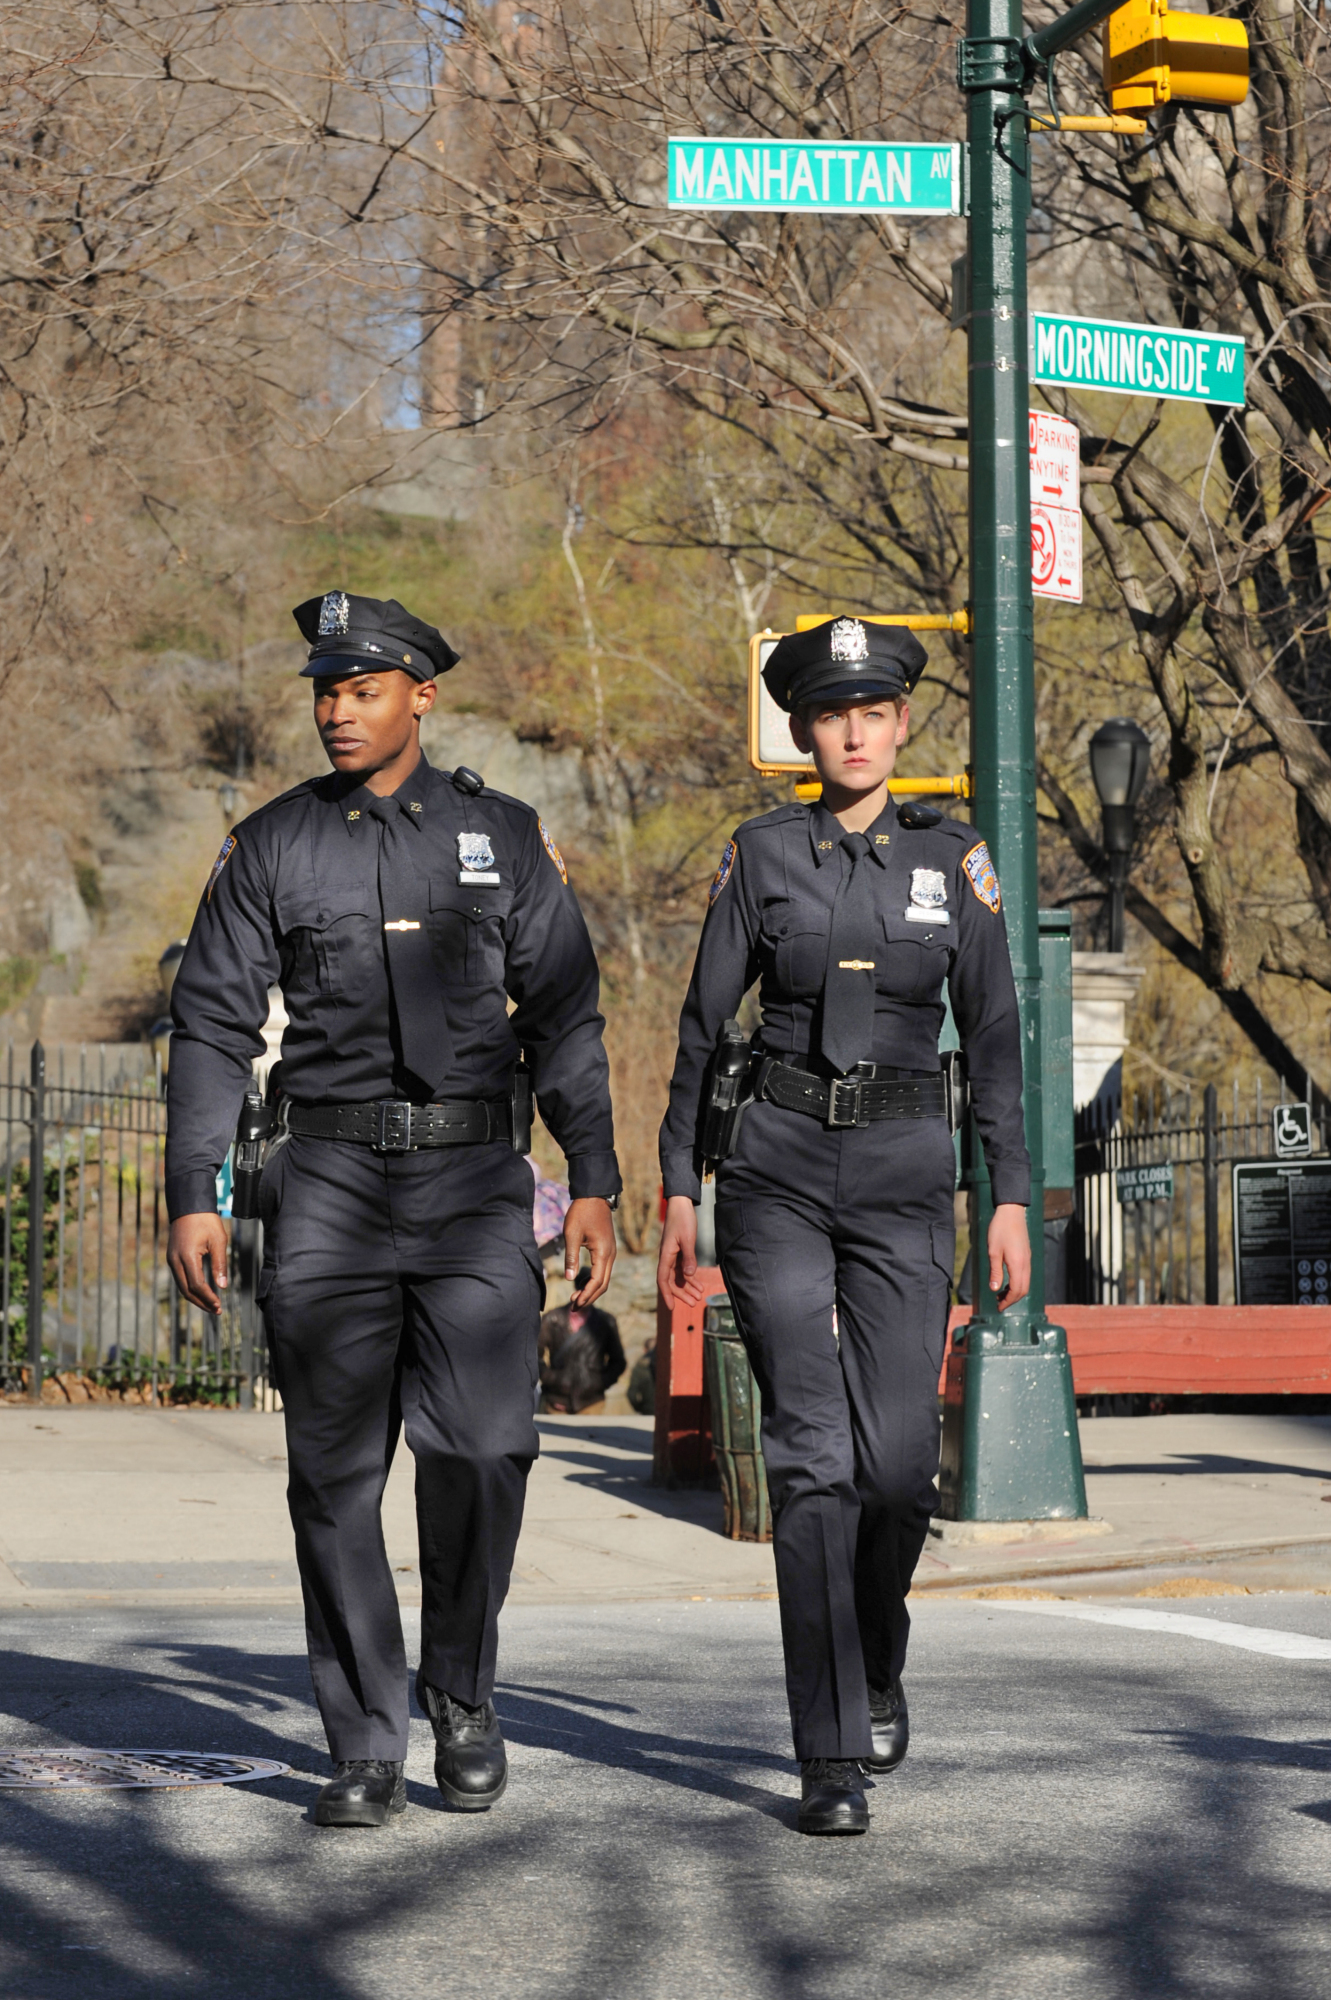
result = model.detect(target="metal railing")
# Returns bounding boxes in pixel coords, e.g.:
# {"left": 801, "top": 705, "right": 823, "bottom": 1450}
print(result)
{"left": 1071, "top": 1076, "right": 1326, "bottom": 1306}
{"left": 0, "top": 1042, "right": 266, "bottom": 1407}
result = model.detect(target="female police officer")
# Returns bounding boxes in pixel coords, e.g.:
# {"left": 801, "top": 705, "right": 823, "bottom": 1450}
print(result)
{"left": 656, "top": 617, "right": 1030, "bottom": 1835}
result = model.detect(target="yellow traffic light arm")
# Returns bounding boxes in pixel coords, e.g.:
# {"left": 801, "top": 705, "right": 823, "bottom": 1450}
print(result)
{"left": 793, "top": 610, "right": 970, "bottom": 635}
{"left": 793, "top": 774, "right": 972, "bottom": 802}
{"left": 1029, "top": 111, "right": 1147, "bottom": 135}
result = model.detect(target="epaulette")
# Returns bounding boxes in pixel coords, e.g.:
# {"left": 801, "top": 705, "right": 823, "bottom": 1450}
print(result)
{"left": 737, "top": 801, "right": 808, "bottom": 835}
{"left": 897, "top": 801, "right": 942, "bottom": 829}
{"left": 239, "top": 776, "right": 325, "bottom": 827}
{"left": 451, "top": 765, "right": 484, "bottom": 796}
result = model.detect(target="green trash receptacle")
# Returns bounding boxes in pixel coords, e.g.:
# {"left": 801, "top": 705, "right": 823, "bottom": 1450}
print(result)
{"left": 702, "top": 1294, "right": 772, "bottom": 1543}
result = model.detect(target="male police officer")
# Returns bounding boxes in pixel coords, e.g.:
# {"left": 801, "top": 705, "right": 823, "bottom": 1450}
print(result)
{"left": 167, "top": 590, "right": 620, "bottom": 1827}
{"left": 657, "top": 618, "right": 1029, "bottom": 1832}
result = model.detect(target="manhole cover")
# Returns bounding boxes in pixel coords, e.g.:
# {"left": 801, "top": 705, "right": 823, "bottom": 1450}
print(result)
{"left": 0, "top": 1751, "right": 289, "bottom": 1791}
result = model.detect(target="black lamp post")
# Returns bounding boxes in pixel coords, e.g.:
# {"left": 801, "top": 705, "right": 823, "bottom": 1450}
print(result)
{"left": 1088, "top": 719, "right": 1151, "bottom": 952}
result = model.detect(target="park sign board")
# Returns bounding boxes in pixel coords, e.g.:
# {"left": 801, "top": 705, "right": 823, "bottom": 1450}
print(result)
{"left": 668, "top": 138, "right": 962, "bottom": 216}
{"left": 1030, "top": 312, "right": 1245, "bottom": 409}
{"left": 1233, "top": 1159, "right": 1331, "bottom": 1305}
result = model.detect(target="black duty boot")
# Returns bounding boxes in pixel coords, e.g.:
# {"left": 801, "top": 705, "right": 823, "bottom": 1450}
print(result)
{"left": 314, "top": 1760, "right": 406, "bottom": 1827}
{"left": 798, "top": 1759, "right": 869, "bottom": 1835}
{"left": 416, "top": 1671, "right": 508, "bottom": 1811}
{"left": 864, "top": 1678, "right": 909, "bottom": 1772}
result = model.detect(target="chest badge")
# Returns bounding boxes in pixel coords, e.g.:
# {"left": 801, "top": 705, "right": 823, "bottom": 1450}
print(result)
{"left": 905, "top": 867, "right": 950, "bottom": 925}
{"left": 458, "top": 830, "right": 500, "bottom": 886}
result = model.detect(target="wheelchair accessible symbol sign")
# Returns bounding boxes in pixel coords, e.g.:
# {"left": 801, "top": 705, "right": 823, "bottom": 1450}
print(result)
{"left": 1273, "top": 1103, "right": 1314, "bottom": 1160}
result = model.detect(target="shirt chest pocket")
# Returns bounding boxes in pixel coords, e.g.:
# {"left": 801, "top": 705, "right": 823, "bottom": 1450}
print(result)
{"left": 429, "top": 878, "right": 515, "bottom": 988}
{"left": 761, "top": 899, "right": 830, "bottom": 999}
{"left": 880, "top": 912, "right": 950, "bottom": 1003}
{"left": 275, "top": 887, "right": 375, "bottom": 999}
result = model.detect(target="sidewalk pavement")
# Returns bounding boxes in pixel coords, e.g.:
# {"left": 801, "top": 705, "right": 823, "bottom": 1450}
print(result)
{"left": 1, "top": 1406, "right": 1330, "bottom": 1608}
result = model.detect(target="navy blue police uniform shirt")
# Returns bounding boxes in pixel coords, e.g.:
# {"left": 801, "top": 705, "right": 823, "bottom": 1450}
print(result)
{"left": 165, "top": 752, "right": 621, "bottom": 1220}
{"left": 659, "top": 798, "right": 1031, "bottom": 1207}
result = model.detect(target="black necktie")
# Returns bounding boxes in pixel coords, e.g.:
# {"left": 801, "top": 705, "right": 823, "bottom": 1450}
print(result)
{"left": 367, "top": 795, "right": 454, "bottom": 1096}
{"left": 820, "top": 832, "right": 878, "bottom": 1075}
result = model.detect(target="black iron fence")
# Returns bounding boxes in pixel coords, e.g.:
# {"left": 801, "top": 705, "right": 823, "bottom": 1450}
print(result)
{"left": 0, "top": 1042, "right": 267, "bottom": 1407}
{"left": 1072, "top": 1077, "right": 1327, "bottom": 1307}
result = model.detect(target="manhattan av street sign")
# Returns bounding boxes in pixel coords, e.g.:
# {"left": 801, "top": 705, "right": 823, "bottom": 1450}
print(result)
{"left": 668, "top": 138, "right": 961, "bottom": 215}
{"left": 1031, "top": 312, "right": 1245, "bottom": 408}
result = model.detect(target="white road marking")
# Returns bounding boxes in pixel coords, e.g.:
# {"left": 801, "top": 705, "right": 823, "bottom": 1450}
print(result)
{"left": 990, "top": 1600, "right": 1331, "bottom": 1660}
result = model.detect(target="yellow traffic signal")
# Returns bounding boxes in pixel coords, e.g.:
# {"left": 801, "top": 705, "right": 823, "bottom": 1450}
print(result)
{"left": 1103, "top": 0, "right": 1248, "bottom": 113}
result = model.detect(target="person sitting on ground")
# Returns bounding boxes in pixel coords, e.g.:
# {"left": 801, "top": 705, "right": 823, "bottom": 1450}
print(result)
{"left": 539, "top": 1291, "right": 626, "bottom": 1414}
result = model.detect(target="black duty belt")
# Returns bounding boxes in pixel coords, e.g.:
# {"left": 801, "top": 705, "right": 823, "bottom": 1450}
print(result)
{"left": 756, "top": 1058, "right": 946, "bottom": 1129}
{"left": 286, "top": 1098, "right": 511, "bottom": 1153}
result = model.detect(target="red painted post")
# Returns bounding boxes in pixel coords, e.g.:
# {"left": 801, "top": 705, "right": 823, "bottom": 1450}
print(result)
{"left": 651, "top": 1265, "right": 725, "bottom": 1486}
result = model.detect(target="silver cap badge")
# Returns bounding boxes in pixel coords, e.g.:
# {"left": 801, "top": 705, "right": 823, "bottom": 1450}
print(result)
{"left": 318, "top": 591, "right": 350, "bottom": 637}
{"left": 829, "top": 618, "right": 869, "bottom": 663}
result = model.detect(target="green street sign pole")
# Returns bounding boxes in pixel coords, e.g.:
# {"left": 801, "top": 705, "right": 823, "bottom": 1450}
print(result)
{"left": 941, "top": 0, "right": 1124, "bottom": 1521}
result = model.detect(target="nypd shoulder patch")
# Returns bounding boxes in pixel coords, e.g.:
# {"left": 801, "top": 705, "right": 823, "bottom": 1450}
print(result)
{"left": 538, "top": 818, "right": 568, "bottom": 885}
{"left": 206, "top": 833, "right": 237, "bottom": 903}
{"left": 709, "top": 839, "right": 737, "bottom": 906}
{"left": 962, "top": 840, "right": 1001, "bottom": 913}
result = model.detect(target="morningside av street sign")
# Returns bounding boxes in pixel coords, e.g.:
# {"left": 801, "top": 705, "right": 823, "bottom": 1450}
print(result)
{"left": 667, "top": 138, "right": 962, "bottom": 215}
{"left": 1031, "top": 312, "right": 1245, "bottom": 407}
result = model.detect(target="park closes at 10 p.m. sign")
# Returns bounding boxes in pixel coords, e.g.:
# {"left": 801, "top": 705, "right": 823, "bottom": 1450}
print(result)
{"left": 667, "top": 138, "right": 962, "bottom": 216}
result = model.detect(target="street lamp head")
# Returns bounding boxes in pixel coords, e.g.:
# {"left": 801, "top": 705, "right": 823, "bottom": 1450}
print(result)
{"left": 1089, "top": 717, "right": 1151, "bottom": 811}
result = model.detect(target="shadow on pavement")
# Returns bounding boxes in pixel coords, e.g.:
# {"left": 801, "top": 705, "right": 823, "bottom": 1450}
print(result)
{"left": 1088, "top": 1453, "right": 1331, "bottom": 1481}
{"left": 488, "top": 1679, "right": 795, "bottom": 1826}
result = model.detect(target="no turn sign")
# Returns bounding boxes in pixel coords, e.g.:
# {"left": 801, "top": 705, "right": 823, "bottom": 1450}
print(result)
{"left": 1030, "top": 411, "right": 1082, "bottom": 604}
{"left": 1031, "top": 502, "right": 1082, "bottom": 603}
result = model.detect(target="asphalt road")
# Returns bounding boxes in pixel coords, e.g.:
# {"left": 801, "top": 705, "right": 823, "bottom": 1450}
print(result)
{"left": 1, "top": 1595, "right": 1330, "bottom": 2000}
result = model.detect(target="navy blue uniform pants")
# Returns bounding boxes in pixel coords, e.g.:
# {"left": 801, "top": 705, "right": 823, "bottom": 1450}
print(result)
{"left": 258, "top": 1135, "right": 543, "bottom": 1762}
{"left": 715, "top": 1100, "right": 955, "bottom": 1761}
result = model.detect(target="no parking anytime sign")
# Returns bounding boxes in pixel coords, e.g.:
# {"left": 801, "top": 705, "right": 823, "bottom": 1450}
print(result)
{"left": 1030, "top": 410, "right": 1082, "bottom": 604}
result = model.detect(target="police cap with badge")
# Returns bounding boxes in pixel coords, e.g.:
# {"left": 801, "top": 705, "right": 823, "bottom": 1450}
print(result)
{"left": 293, "top": 590, "right": 460, "bottom": 684}
{"left": 762, "top": 616, "right": 927, "bottom": 713}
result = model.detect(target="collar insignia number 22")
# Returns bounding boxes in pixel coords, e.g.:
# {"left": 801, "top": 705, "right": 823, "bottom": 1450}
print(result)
{"left": 829, "top": 618, "right": 869, "bottom": 663}
{"left": 905, "top": 867, "right": 950, "bottom": 925}
{"left": 709, "top": 839, "right": 737, "bottom": 906}
{"left": 458, "top": 831, "right": 495, "bottom": 872}
{"left": 317, "top": 591, "right": 350, "bottom": 637}
{"left": 963, "top": 841, "right": 1001, "bottom": 913}
{"left": 538, "top": 819, "right": 568, "bottom": 885}
{"left": 206, "top": 833, "right": 237, "bottom": 902}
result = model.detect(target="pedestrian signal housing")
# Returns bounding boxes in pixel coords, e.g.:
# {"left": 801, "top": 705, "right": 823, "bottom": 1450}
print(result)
{"left": 748, "top": 614, "right": 971, "bottom": 795}
{"left": 1102, "top": 0, "right": 1248, "bottom": 113}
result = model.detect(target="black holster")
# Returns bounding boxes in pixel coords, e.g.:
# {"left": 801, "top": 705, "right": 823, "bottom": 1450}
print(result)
{"left": 699, "top": 1019, "right": 755, "bottom": 1171}
{"left": 230, "top": 1078, "right": 278, "bottom": 1221}
{"left": 941, "top": 1048, "right": 969, "bottom": 1137}
{"left": 509, "top": 1063, "right": 533, "bottom": 1155}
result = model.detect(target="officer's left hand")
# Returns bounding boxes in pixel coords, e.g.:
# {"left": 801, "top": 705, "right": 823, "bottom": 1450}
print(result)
{"left": 987, "top": 1203, "right": 1031, "bottom": 1311}
{"left": 564, "top": 1198, "right": 616, "bottom": 1306}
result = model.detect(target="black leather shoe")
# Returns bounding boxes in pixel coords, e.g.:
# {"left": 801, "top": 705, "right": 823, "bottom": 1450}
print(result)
{"left": 798, "top": 1759, "right": 869, "bottom": 1835}
{"left": 864, "top": 1678, "right": 909, "bottom": 1772}
{"left": 416, "top": 1671, "right": 508, "bottom": 1810}
{"left": 314, "top": 1760, "right": 406, "bottom": 1827}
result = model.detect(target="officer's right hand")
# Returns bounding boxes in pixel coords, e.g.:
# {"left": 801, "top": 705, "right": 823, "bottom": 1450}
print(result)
{"left": 657, "top": 1195, "right": 706, "bottom": 1310}
{"left": 168, "top": 1213, "right": 230, "bottom": 1315}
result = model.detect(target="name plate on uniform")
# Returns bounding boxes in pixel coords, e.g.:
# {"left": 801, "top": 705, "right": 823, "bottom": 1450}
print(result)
{"left": 459, "top": 871, "right": 500, "bottom": 886}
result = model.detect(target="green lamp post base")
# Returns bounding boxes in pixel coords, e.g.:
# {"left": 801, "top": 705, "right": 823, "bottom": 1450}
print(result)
{"left": 939, "top": 1321, "right": 1088, "bottom": 1522}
